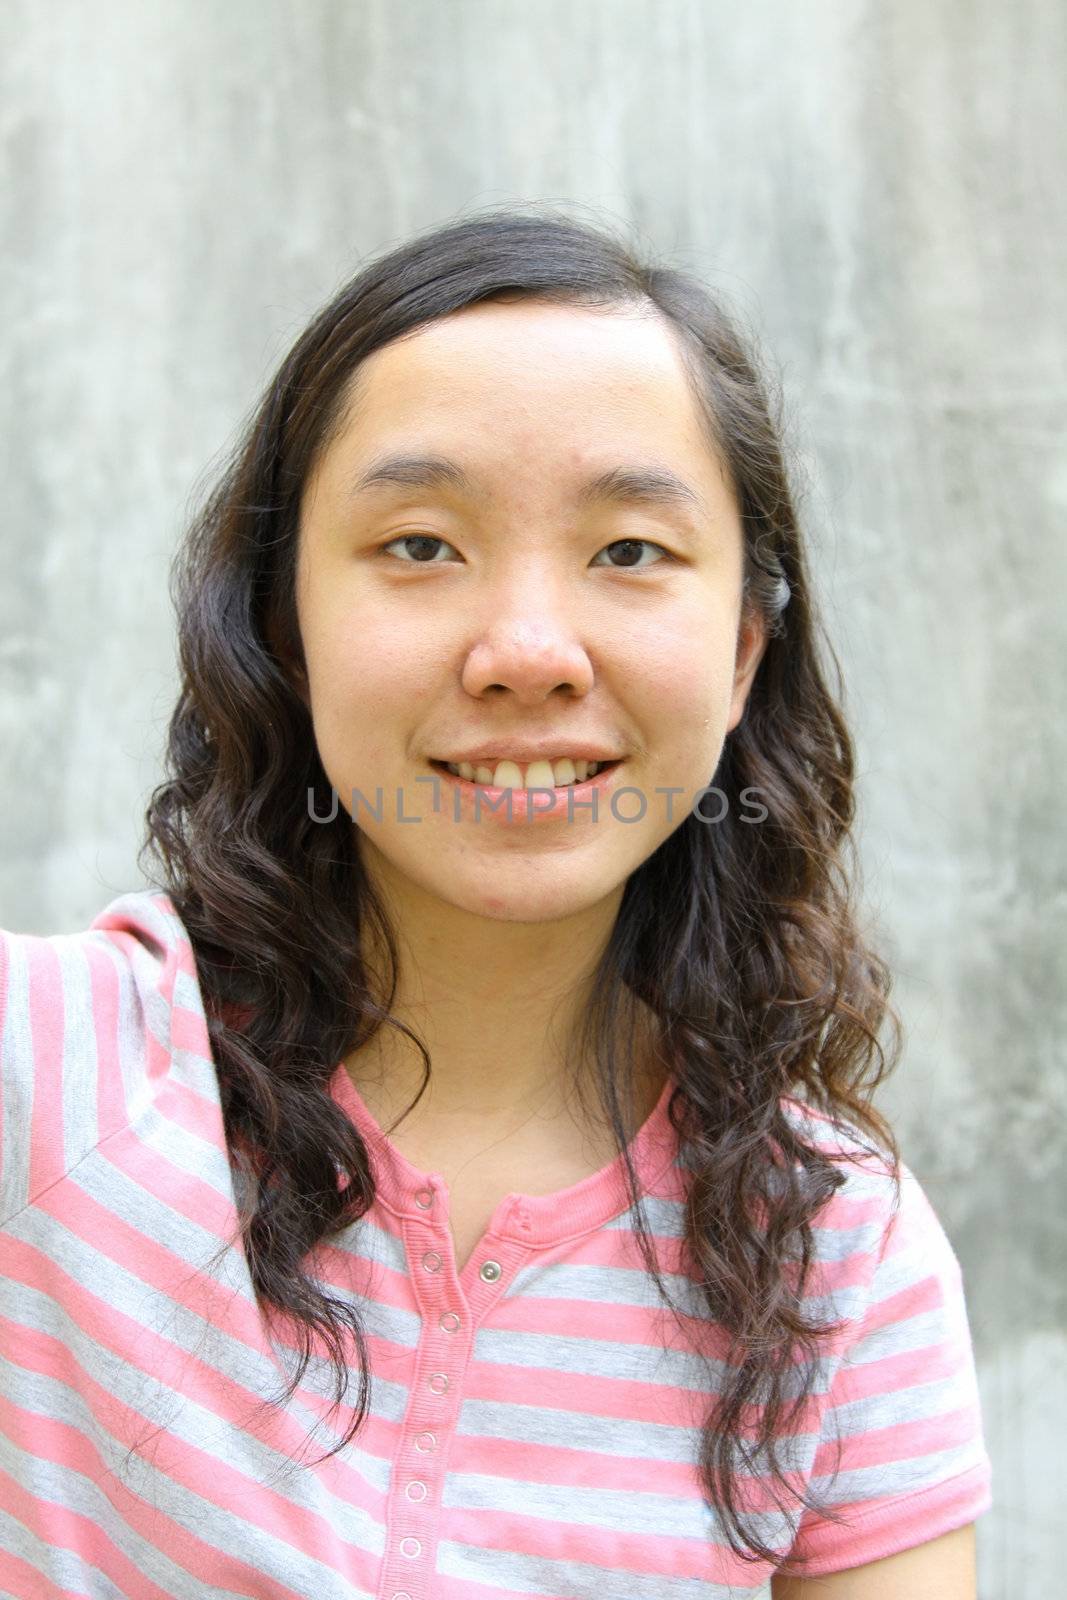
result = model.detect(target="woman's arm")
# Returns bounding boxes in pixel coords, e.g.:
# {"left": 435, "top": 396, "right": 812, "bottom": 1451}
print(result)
{"left": 771, "top": 1523, "right": 976, "bottom": 1599}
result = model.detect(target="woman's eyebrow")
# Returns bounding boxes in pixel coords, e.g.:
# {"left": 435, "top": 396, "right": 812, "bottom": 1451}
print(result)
{"left": 347, "top": 451, "right": 708, "bottom": 519}
{"left": 350, "top": 452, "right": 470, "bottom": 497}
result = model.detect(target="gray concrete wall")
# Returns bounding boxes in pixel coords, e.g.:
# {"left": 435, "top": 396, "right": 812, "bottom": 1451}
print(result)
{"left": 1, "top": 3, "right": 1063, "bottom": 1593}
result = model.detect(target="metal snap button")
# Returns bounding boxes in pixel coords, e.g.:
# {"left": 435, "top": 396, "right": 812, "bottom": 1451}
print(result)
{"left": 428, "top": 1371, "right": 449, "bottom": 1393}
{"left": 479, "top": 1259, "right": 502, "bottom": 1281}
{"left": 414, "top": 1431, "right": 436, "bottom": 1452}
{"left": 414, "top": 1187, "right": 434, "bottom": 1209}
{"left": 399, "top": 1536, "right": 421, "bottom": 1558}
{"left": 405, "top": 1479, "right": 428, "bottom": 1502}
{"left": 391, "top": 1592, "right": 414, "bottom": 1600}
{"left": 439, "top": 1310, "right": 460, "bottom": 1332}
{"left": 421, "top": 1250, "right": 442, "bottom": 1272}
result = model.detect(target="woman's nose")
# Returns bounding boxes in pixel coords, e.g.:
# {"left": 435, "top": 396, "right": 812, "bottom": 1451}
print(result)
{"left": 460, "top": 604, "right": 595, "bottom": 704}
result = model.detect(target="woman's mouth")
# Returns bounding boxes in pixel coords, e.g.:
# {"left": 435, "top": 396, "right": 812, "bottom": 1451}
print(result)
{"left": 429, "top": 756, "right": 621, "bottom": 790}
{"left": 425, "top": 756, "right": 626, "bottom": 824}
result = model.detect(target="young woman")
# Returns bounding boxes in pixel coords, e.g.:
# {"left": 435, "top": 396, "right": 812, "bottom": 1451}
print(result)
{"left": 0, "top": 209, "right": 991, "bottom": 1598}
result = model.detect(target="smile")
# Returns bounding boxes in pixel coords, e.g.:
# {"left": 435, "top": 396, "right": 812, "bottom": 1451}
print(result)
{"left": 430, "top": 756, "right": 619, "bottom": 790}
{"left": 425, "top": 758, "right": 625, "bottom": 822}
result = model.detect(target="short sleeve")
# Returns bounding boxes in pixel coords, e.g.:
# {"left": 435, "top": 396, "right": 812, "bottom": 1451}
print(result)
{"left": 782, "top": 1160, "right": 993, "bottom": 1575}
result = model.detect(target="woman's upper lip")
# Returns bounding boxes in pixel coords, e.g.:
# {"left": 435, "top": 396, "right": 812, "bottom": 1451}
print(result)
{"left": 432, "top": 745, "right": 625, "bottom": 765}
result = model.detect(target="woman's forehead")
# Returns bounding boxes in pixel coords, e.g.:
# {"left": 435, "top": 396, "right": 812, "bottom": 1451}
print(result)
{"left": 316, "top": 301, "right": 726, "bottom": 503}
{"left": 353, "top": 297, "right": 695, "bottom": 399}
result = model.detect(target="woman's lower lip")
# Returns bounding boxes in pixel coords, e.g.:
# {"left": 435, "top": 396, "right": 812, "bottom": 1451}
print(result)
{"left": 428, "top": 760, "right": 624, "bottom": 822}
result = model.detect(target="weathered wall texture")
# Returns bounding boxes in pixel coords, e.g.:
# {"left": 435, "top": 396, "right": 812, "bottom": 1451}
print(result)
{"left": 1, "top": 2, "right": 1063, "bottom": 1594}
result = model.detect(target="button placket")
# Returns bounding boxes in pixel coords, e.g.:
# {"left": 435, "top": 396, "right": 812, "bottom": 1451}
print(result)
{"left": 390, "top": 1181, "right": 467, "bottom": 1586}
{"left": 389, "top": 1186, "right": 524, "bottom": 1586}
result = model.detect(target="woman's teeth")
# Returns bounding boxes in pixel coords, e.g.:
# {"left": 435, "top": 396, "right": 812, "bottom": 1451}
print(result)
{"left": 444, "top": 757, "right": 606, "bottom": 789}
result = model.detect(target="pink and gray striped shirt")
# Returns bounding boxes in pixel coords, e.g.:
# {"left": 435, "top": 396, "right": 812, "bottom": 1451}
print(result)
{"left": 0, "top": 890, "right": 992, "bottom": 1597}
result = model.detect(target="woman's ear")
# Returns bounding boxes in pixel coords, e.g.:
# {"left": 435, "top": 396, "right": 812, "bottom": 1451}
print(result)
{"left": 726, "top": 607, "right": 769, "bottom": 733}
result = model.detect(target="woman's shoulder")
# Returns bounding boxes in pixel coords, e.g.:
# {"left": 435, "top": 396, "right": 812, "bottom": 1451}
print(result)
{"left": 1, "top": 885, "right": 190, "bottom": 963}
{"left": 1, "top": 888, "right": 198, "bottom": 1052}
{"left": 778, "top": 1091, "right": 903, "bottom": 1206}
{"left": 0, "top": 889, "right": 212, "bottom": 1222}
{"left": 776, "top": 1092, "right": 966, "bottom": 1331}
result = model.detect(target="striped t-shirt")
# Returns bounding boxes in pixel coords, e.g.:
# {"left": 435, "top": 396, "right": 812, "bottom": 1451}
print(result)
{"left": 0, "top": 890, "right": 992, "bottom": 1598}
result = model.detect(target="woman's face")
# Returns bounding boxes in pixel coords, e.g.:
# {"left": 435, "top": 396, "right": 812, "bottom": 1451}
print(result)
{"left": 294, "top": 298, "right": 766, "bottom": 923}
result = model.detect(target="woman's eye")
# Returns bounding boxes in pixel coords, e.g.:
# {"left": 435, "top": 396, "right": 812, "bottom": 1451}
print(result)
{"left": 381, "top": 534, "right": 459, "bottom": 564}
{"left": 591, "top": 539, "right": 670, "bottom": 569}
{"left": 380, "top": 535, "right": 671, "bottom": 568}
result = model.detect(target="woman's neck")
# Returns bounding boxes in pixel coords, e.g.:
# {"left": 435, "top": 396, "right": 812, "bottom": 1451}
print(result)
{"left": 344, "top": 853, "right": 665, "bottom": 1137}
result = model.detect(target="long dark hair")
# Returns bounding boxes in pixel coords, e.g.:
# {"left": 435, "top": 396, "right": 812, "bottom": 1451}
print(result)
{"left": 140, "top": 205, "right": 901, "bottom": 1569}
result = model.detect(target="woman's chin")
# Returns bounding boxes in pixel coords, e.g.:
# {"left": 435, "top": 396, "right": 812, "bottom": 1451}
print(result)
{"left": 408, "top": 859, "right": 628, "bottom": 926}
